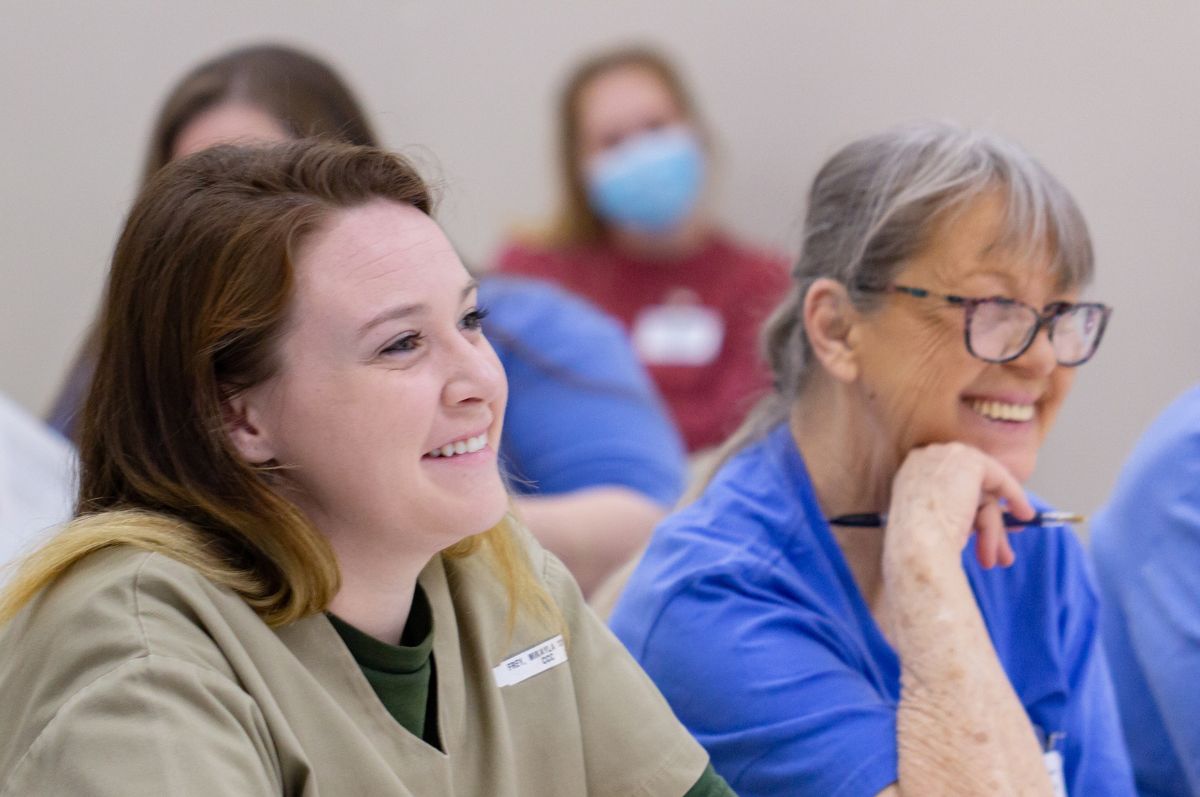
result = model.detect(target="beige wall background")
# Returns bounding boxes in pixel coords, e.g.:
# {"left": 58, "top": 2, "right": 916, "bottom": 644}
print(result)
{"left": 2, "top": 1, "right": 1197, "bottom": 521}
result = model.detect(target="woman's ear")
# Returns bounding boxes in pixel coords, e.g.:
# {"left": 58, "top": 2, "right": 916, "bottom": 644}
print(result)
{"left": 222, "top": 387, "right": 277, "bottom": 465}
{"left": 803, "top": 277, "right": 861, "bottom": 384}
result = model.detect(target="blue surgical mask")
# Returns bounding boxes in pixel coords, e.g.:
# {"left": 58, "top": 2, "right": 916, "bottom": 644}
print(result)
{"left": 585, "top": 126, "right": 705, "bottom": 234}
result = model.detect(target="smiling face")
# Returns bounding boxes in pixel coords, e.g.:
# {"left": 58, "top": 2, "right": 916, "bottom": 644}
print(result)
{"left": 849, "top": 192, "right": 1078, "bottom": 483}
{"left": 234, "top": 200, "right": 509, "bottom": 559}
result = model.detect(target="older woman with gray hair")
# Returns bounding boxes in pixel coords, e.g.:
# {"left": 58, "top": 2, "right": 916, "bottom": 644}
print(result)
{"left": 611, "top": 122, "right": 1134, "bottom": 796}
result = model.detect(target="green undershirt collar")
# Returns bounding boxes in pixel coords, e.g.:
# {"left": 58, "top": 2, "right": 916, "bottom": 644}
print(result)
{"left": 328, "top": 585, "right": 440, "bottom": 747}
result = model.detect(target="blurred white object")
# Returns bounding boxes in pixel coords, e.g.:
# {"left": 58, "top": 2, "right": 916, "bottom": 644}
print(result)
{"left": 0, "top": 393, "right": 75, "bottom": 582}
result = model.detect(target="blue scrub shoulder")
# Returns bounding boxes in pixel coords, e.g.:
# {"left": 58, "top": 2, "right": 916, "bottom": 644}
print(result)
{"left": 478, "top": 276, "right": 686, "bottom": 506}
{"left": 1090, "top": 384, "right": 1200, "bottom": 795}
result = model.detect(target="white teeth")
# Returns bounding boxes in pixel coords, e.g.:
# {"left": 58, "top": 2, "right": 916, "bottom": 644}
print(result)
{"left": 426, "top": 433, "right": 488, "bottom": 458}
{"left": 970, "top": 399, "right": 1035, "bottom": 422}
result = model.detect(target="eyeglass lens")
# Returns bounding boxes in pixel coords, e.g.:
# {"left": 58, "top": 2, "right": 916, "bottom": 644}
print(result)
{"left": 968, "top": 301, "right": 1104, "bottom": 364}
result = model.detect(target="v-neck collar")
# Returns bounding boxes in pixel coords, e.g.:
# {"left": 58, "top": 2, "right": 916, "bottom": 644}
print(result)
{"left": 277, "top": 555, "right": 463, "bottom": 767}
{"left": 765, "top": 424, "right": 902, "bottom": 700}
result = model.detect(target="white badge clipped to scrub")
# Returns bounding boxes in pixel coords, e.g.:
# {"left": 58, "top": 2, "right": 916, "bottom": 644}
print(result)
{"left": 492, "top": 635, "right": 568, "bottom": 688}
{"left": 1036, "top": 728, "right": 1068, "bottom": 797}
{"left": 1044, "top": 748, "right": 1067, "bottom": 797}
{"left": 632, "top": 289, "right": 724, "bottom": 367}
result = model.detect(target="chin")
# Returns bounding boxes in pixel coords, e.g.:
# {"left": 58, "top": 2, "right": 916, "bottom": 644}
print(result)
{"left": 474, "top": 491, "right": 513, "bottom": 533}
{"left": 994, "top": 451, "right": 1038, "bottom": 485}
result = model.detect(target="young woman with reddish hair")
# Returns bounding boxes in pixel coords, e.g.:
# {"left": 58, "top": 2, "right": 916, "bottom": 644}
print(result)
{"left": 0, "top": 141, "right": 731, "bottom": 795}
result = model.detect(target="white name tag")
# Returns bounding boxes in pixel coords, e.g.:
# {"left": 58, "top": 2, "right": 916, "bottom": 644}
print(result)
{"left": 492, "top": 635, "right": 568, "bottom": 688}
{"left": 1044, "top": 750, "right": 1067, "bottom": 797}
{"left": 632, "top": 303, "right": 724, "bottom": 366}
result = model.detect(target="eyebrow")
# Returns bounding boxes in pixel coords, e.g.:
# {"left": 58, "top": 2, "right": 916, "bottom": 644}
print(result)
{"left": 356, "top": 278, "right": 479, "bottom": 338}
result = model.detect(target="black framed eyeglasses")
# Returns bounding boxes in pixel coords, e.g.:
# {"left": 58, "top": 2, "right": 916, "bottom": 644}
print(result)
{"left": 856, "top": 283, "right": 1112, "bottom": 366}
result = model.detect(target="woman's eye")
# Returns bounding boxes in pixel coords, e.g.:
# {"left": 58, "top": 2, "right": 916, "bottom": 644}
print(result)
{"left": 382, "top": 332, "right": 424, "bottom": 354}
{"left": 461, "top": 306, "right": 489, "bottom": 331}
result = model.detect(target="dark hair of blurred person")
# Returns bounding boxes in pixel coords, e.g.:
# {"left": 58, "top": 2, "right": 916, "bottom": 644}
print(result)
{"left": 48, "top": 43, "right": 377, "bottom": 443}
{"left": 142, "top": 43, "right": 377, "bottom": 179}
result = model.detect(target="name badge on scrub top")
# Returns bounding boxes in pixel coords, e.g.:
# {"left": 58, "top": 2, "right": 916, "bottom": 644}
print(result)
{"left": 1035, "top": 727, "right": 1068, "bottom": 797}
{"left": 1044, "top": 750, "right": 1067, "bottom": 797}
{"left": 492, "top": 635, "right": 568, "bottom": 688}
{"left": 632, "top": 297, "right": 724, "bottom": 367}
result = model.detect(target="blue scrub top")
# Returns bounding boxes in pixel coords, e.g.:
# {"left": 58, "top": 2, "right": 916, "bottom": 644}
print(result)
{"left": 1091, "top": 384, "right": 1200, "bottom": 796}
{"left": 479, "top": 276, "right": 685, "bottom": 507}
{"left": 611, "top": 423, "right": 1134, "bottom": 797}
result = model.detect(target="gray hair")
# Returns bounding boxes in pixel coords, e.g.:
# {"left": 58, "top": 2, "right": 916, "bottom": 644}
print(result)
{"left": 699, "top": 122, "right": 1093, "bottom": 483}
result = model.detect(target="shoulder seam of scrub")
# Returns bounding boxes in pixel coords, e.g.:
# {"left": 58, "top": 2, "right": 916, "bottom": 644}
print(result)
{"left": 129, "top": 549, "right": 230, "bottom": 657}
{"left": 132, "top": 549, "right": 156, "bottom": 657}
{"left": 0, "top": 651, "right": 249, "bottom": 793}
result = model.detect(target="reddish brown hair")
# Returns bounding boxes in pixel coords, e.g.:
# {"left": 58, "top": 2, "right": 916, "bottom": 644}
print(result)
{"left": 5, "top": 141, "right": 543, "bottom": 628}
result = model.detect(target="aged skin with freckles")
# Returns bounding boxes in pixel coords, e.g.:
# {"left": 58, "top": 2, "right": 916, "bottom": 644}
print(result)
{"left": 806, "top": 193, "right": 1070, "bottom": 796}
{"left": 847, "top": 191, "right": 1075, "bottom": 488}
{"left": 883, "top": 449, "right": 1049, "bottom": 797}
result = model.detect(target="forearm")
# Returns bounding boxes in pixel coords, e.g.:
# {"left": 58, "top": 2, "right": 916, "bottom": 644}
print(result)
{"left": 885, "top": 552, "right": 1052, "bottom": 796}
{"left": 513, "top": 487, "right": 665, "bottom": 596}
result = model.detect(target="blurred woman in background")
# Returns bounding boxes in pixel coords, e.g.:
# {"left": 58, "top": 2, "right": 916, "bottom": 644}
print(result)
{"left": 494, "top": 46, "right": 788, "bottom": 452}
{"left": 611, "top": 122, "right": 1134, "bottom": 796}
{"left": 1091, "top": 382, "right": 1200, "bottom": 796}
{"left": 47, "top": 43, "right": 685, "bottom": 595}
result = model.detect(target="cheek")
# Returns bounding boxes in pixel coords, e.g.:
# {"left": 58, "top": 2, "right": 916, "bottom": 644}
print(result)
{"left": 905, "top": 315, "right": 979, "bottom": 393}
{"left": 1041, "top": 369, "right": 1076, "bottom": 420}
{"left": 864, "top": 316, "right": 965, "bottom": 416}
{"left": 271, "top": 368, "right": 426, "bottom": 465}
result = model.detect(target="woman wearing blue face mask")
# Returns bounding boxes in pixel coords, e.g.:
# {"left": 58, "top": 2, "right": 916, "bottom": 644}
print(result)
{"left": 494, "top": 46, "right": 788, "bottom": 453}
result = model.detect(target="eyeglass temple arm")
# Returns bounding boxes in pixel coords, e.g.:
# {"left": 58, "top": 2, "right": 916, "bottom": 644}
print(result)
{"left": 861, "top": 283, "right": 971, "bottom": 306}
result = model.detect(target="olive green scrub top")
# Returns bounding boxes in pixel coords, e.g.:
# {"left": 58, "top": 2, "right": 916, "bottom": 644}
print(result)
{"left": 0, "top": 521, "right": 713, "bottom": 796}
{"left": 329, "top": 589, "right": 734, "bottom": 796}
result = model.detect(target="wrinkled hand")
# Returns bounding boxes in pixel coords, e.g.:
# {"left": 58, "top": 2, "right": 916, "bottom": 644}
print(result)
{"left": 885, "top": 443, "right": 1035, "bottom": 571}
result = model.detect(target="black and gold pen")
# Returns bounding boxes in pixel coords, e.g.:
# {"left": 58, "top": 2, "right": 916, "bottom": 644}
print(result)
{"left": 828, "top": 511, "right": 1085, "bottom": 528}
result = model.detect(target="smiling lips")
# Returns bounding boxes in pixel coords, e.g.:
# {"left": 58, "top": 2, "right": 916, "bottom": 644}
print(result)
{"left": 968, "top": 398, "right": 1035, "bottom": 423}
{"left": 424, "top": 433, "right": 489, "bottom": 458}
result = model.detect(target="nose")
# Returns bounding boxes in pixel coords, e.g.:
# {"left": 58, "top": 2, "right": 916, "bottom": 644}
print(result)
{"left": 442, "top": 334, "right": 506, "bottom": 409}
{"left": 1010, "top": 321, "right": 1058, "bottom": 377}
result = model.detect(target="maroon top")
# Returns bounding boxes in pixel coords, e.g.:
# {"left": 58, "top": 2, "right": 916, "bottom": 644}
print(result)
{"left": 494, "top": 234, "right": 789, "bottom": 451}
